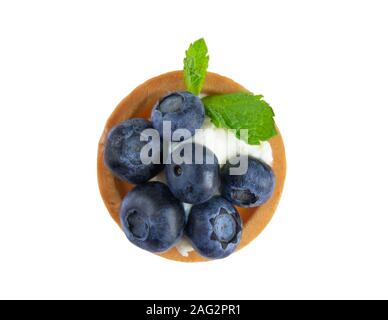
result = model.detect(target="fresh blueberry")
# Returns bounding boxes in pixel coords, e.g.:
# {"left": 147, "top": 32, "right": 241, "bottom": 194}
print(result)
{"left": 151, "top": 92, "right": 205, "bottom": 140}
{"left": 165, "top": 143, "right": 220, "bottom": 204}
{"left": 186, "top": 196, "right": 242, "bottom": 259}
{"left": 221, "top": 157, "right": 275, "bottom": 207}
{"left": 120, "top": 181, "right": 185, "bottom": 253}
{"left": 104, "top": 118, "right": 163, "bottom": 184}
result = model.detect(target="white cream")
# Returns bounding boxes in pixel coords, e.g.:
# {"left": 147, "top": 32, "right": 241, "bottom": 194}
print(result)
{"left": 152, "top": 116, "right": 273, "bottom": 256}
{"left": 175, "top": 236, "right": 194, "bottom": 257}
{"left": 190, "top": 118, "right": 273, "bottom": 166}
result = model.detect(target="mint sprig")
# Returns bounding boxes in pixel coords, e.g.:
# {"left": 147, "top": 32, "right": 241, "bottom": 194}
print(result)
{"left": 183, "top": 38, "right": 209, "bottom": 95}
{"left": 202, "top": 93, "right": 277, "bottom": 145}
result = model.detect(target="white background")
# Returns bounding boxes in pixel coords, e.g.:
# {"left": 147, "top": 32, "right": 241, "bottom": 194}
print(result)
{"left": 0, "top": 0, "right": 387, "bottom": 300}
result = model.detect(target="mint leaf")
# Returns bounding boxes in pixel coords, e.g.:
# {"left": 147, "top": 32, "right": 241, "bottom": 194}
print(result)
{"left": 202, "top": 93, "right": 277, "bottom": 145}
{"left": 183, "top": 38, "right": 209, "bottom": 95}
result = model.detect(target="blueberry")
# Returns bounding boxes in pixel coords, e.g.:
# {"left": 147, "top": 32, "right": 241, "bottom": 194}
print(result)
{"left": 104, "top": 118, "right": 163, "bottom": 184}
{"left": 120, "top": 182, "right": 185, "bottom": 253}
{"left": 151, "top": 92, "right": 205, "bottom": 140}
{"left": 165, "top": 143, "right": 220, "bottom": 204}
{"left": 221, "top": 157, "right": 275, "bottom": 207}
{"left": 186, "top": 196, "right": 242, "bottom": 259}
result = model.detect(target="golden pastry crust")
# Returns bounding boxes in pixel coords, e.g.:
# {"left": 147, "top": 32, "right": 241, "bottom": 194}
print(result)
{"left": 97, "top": 71, "right": 286, "bottom": 262}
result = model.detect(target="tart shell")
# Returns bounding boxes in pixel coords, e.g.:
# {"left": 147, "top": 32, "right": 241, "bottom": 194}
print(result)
{"left": 97, "top": 71, "right": 286, "bottom": 262}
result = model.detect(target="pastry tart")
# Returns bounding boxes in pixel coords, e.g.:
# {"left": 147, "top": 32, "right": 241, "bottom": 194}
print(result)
{"left": 97, "top": 70, "right": 286, "bottom": 262}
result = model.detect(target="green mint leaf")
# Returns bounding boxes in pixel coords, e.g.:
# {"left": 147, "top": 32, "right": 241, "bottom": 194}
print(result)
{"left": 202, "top": 92, "right": 277, "bottom": 145}
{"left": 183, "top": 38, "right": 209, "bottom": 95}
